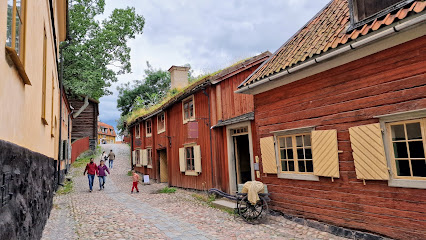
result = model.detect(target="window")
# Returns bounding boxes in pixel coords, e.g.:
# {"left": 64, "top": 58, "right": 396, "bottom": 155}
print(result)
{"left": 135, "top": 149, "right": 141, "bottom": 166}
{"left": 387, "top": 119, "right": 426, "bottom": 179}
{"left": 135, "top": 123, "right": 140, "bottom": 138}
{"left": 182, "top": 96, "right": 195, "bottom": 123}
{"left": 185, "top": 146, "right": 195, "bottom": 171}
{"left": 350, "top": 0, "right": 404, "bottom": 24}
{"left": 6, "top": 0, "right": 26, "bottom": 61}
{"left": 158, "top": 113, "right": 165, "bottom": 133}
{"left": 147, "top": 148, "right": 153, "bottom": 167}
{"left": 50, "top": 77, "right": 55, "bottom": 137}
{"left": 41, "top": 29, "right": 48, "bottom": 125}
{"left": 146, "top": 119, "right": 152, "bottom": 137}
{"left": 278, "top": 134, "right": 313, "bottom": 174}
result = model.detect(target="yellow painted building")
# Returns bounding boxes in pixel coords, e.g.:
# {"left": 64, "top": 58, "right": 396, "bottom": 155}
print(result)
{"left": 98, "top": 121, "right": 116, "bottom": 144}
{"left": 0, "top": 0, "right": 68, "bottom": 159}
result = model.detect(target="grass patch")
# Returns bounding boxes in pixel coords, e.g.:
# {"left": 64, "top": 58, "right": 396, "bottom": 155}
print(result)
{"left": 57, "top": 179, "right": 73, "bottom": 195}
{"left": 158, "top": 187, "right": 177, "bottom": 194}
{"left": 72, "top": 146, "right": 102, "bottom": 169}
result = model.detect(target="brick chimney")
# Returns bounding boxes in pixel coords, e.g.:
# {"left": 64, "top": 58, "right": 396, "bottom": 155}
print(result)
{"left": 168, "top": 66, "right": 190, "bottom": 90}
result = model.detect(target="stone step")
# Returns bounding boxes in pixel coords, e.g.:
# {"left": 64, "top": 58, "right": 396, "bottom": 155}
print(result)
{"left": 211, "top": 199, "right": 237, "bottom": 211}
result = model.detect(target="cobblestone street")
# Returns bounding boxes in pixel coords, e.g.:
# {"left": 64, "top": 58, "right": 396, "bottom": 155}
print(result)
{"left": 42, "top": 144, "right": 347, "bottom": 240}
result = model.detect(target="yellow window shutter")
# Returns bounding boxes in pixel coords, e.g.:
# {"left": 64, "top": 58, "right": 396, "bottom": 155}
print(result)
{"left": 312, "top": 130, "right": 340, "bottom": 178}
{"left": 349, "top": 123, "right": 389, "bottom": 180}
{"left": 194, "top": 145, "right": 202, "bottom": 173}
{"left": 142, "top": 149, "right": 148, "bottom": 166}
{"left": 260, "top": 136, "right": 277, "bottom": 174}
{"left": 132, "top": 150, "right": 136, "bottom": 165}
{"left": 179, "top": 148, "right": 185, "bottom": 172}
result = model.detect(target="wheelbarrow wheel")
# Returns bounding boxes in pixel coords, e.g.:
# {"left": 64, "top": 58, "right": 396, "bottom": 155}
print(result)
{"left": 237, "top": 195, "right": 268, "bottom": 223}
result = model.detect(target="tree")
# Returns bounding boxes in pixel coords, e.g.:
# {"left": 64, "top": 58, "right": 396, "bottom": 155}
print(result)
{"left": 117, "top": 62, "right": 171, "bottom": 116}
{"left": 62, "top": 0, "right": 145, "bottom": 99}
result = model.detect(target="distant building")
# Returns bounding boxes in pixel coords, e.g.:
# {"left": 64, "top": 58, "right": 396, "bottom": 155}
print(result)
{"left": 69, "top": 96, "right": 99, "bottom": 150}
{"left": 98, "top": 122, "right": 117, "bottom": 144}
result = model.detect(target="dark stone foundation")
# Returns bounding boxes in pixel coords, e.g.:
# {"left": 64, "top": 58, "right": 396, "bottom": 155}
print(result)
{"left": 0, "top": 140, "right": 56, "bottom": 240}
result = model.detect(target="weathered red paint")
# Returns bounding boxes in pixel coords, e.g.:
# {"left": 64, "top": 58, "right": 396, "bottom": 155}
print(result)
{"left": 253, "top": 36, "right": 426, "bottom": 240}
{"left": 71, "top": 136, "right": 89, "bottom": 163}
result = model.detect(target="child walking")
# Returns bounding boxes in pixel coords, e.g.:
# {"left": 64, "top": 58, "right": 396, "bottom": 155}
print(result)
{"left": 131, "top": 170, "right": 140, "bottom": 193}
{"left": 97, "top": 160, "right": 110, "bottom": 190}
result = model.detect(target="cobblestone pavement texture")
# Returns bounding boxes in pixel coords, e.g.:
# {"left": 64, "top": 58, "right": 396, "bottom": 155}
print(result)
{"left": 42, "top": 144, "right": 348, "bottom": 240}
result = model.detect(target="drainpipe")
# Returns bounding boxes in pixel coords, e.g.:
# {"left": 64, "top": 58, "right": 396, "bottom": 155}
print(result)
{"left": 130, "top": 124, "right": 134, "bottom": 170}
{"left": 67, "top": 106, "right": 74, "bottom": 172}
{"left": 202, "top": 89, "right": 215, "bottom": 189}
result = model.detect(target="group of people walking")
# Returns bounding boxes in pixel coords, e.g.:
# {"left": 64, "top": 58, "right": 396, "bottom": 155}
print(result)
{"left": 83, "top": 150, "right": 115, "bottom": 192}
{"left": 83, "top": 149, "right": 141, "bottom": 194}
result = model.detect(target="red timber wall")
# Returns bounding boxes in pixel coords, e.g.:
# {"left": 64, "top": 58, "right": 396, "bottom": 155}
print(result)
{"left": 71, "top": 137, "right": 89, "bottom": 163}
{"left": 253, "top": 37, "right": 426, "bottom": 239}
{"left": 210, "top": 63, "right": 264, "bottom": 192}
{"left": 132, "top": 116, "right": 166, "bottom": 181}
{"left": 167, "top": 89, "right": 214, "bottom": 190}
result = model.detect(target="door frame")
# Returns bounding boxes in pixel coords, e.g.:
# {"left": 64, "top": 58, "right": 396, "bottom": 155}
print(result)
{"left": 226, "top": 121, "right": 255, "bottom": 194}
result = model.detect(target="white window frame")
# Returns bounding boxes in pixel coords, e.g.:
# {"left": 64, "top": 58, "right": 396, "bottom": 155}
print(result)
{"left": 135, "top": 123, "right": 140, "bottom": 138}
{"left": 157, "top": 112, "right": 165, "bottom": 134}
{"left": 147, "top": 147, "right": 153, "bottom": 168}
{"left": 183, "top": 142, "right": 198, "bottom": 176}
{"left": 273, "top": 126, "right": 319, "bottom": 181}
{"left": 182, "top": 95, "right": 195, "bottom": 124}
{"left": 377, "top": 109, "right": 426, "bottom": 189}
{"left": 146, "top": 119, "right": 152, "bottom": 137}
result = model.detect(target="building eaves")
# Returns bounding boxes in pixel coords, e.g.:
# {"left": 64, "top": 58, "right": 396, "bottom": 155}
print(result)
{"left": 240, "top": 0, "right": 426, "bottom": 88}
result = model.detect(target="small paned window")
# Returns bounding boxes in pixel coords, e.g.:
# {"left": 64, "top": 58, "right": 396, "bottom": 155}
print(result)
{"left": 278, "top": 134, "right": 313, "bottom": 174}
{"left": 146, "top": 120, "right": 152, "bottom": 136}
{"left": 183, "top": 96, "right": 195, "bottom": 122}
{"left": 135, "top": 124, "right": 140, "bottom": 138}
{"left": 185, "top": 146, "right": 195, "bottom": 171}
{"left": 158, "top": 113, "right": 165, "bottom": 133}
{"left": 147, "top": 148, "right": 152, "bottom": 166}
{"left": 6, "top": 0, "right": 26, "bottom": 60}
{"left": 388, "top": 119, "right": 426, "bottom": 178}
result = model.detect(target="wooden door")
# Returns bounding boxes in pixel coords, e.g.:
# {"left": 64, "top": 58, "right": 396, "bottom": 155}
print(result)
{"left": 159, "top": 150, "right": 168, "bottom": 183}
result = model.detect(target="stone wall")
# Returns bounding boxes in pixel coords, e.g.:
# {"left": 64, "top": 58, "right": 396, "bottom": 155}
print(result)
{"left": 0, "top": 140, "right": 56, "bottom": 240}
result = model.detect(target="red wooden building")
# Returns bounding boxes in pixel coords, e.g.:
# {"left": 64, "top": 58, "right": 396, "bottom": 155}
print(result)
{"left": 236, "top": 0, "right": 425, "bottom": 239}
{"left": 128, "top": 52, "right": 270, "bottom": 192}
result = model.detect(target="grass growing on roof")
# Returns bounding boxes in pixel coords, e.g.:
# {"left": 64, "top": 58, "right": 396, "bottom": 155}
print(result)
{"left": 125, "top": 55, "right": 257, "bottom": 125}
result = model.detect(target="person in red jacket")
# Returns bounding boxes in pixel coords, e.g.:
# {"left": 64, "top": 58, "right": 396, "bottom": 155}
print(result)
{"left": 83, "top": 158, "right": 98, "bottom": 192}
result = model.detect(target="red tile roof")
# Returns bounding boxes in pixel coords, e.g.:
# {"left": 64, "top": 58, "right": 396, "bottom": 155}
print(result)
{"left": 241, "top": 0, "right": 425, "bottom": 87}
{"left": 98, "top": 122, "right": 116, "bottom": 137}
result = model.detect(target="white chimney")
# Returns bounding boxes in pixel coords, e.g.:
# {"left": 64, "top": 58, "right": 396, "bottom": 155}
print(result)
{"left": 168, "top": 66, "right": 190, "bottom": 90}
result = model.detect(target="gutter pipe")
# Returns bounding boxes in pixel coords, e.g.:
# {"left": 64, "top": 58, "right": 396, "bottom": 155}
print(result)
{"left": 235, "top": 14, "right": 426, "bottom": 94}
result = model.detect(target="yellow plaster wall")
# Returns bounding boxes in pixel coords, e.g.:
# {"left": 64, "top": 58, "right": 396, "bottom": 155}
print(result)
{"left": 0, "top": 0, "right": 67, "bottom": 159}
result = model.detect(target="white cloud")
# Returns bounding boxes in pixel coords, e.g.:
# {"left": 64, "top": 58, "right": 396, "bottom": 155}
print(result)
{"left": 97, "top": 0, "right": 330, "bottom": 133}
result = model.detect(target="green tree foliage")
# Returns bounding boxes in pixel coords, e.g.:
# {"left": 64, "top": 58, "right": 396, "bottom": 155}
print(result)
{"left": 63, "top": 0, "right": 145, "bottom": 99}
{"left": 117, "top": 62, "right": 171, "bottom": 117}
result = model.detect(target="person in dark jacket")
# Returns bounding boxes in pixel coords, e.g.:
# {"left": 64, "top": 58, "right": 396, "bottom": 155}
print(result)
{"left": 108, "top": 150, "right": 116, "bottom": 169}
{"left": 97, "top": 160, "right": 110, "bottom": 190}
{"left": 83, "top": 158, "right": 98, "bottom": 192}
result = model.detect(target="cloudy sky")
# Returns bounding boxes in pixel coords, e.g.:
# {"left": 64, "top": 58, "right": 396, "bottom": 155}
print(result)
{"left": 98, "top": 0, "right": 330, "bottom": 139}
